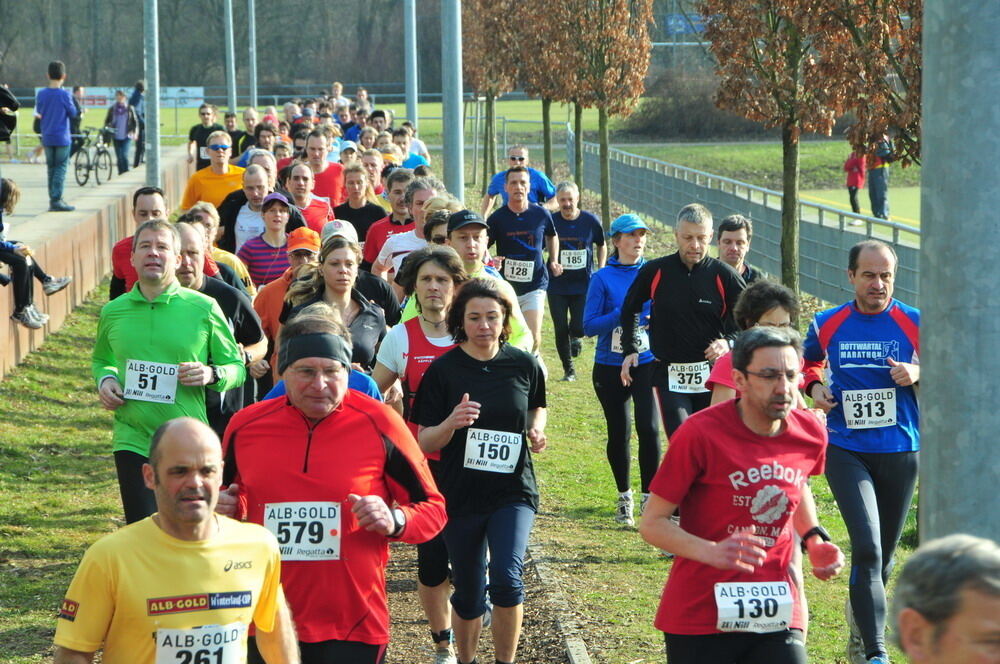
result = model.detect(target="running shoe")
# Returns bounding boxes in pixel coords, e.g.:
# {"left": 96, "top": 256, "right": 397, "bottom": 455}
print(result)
{"left": 640, "top": 493, "right": 650, "bottom": 515}
{"left": 0, "top": 272, "right": 9, "bottom": 287}
{"left": 43, "top": 275, "right": 72, "bottom": 295}
{"left": 26, "top": 305, "right": 49, "bottom": 324}
{"left": 11, "top": 308, "right": 43, "bottom": 329}
{"left": 846, "top": 598, "right": 866, "bottom": 664}
{"left": 48, "top": 200, "right": 75, "bottom": 212}
{"left": 561, "top": 368, "right": 577, "bottom": 382}
{"left": 433, "top": 644, "right": 457, "bottom": 664}
{"left": 615, "top": 492, "right": 635, "bottom": 526}
{"left": 867, "top": 658, "right": 889, "bottom": 664}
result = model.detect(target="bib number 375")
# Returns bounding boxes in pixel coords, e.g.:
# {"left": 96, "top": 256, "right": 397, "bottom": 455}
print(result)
{"left": 714, "top": 582, "right": 793, "bottom": 633}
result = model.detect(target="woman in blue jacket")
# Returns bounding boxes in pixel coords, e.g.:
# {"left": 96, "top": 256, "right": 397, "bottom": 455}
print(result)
{"left": 583, "top": 214, "right": 658, "bottom": 527}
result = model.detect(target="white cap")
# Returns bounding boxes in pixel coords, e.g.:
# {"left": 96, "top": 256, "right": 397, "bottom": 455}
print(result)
{"left": 321, "top": 219, "right": 359, "bottom": 244}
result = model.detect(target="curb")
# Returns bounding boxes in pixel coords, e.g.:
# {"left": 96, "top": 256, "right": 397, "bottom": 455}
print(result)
{"left": 526, "top": 542, "right": 594, "bottom": 664}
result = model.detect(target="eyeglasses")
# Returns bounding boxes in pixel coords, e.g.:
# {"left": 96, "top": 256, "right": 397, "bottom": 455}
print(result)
{"left": 208, "top": 144, "right": 231, "bottom": 151}
{"left": 509, "top": 156, "right": 526, "bottom": 161}
{"left": 430, "top": 236, "right": 447, "bottom": 245}
{"left": 742, "top": 369, "right": 801, "bottom": 383}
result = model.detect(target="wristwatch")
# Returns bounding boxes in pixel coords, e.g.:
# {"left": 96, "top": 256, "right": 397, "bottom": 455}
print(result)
{"left": 800, "top": 525, "right": 831, "bottom": 552}
{"left": 207, "top": 365, "right": 220, "bottom": 385}
{"left": 389, "top": 508, "right": 406, "bottom": 538}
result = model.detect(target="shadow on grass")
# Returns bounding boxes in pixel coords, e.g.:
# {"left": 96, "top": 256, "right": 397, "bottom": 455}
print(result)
{"left": 0, "top": 624, "right": 55, "bottom": 658}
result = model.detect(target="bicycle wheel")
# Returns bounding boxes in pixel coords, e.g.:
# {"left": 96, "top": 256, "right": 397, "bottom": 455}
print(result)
{"left": 73, "top": 149, "right": 91, "bottom": 187}
{"left": 95, "top": 148, "right": 113, "bottom": 185}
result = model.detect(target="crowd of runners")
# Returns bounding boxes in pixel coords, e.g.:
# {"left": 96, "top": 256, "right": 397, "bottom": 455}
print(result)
{"left": 31, "top": 81, "right": 997, "bottom": 664}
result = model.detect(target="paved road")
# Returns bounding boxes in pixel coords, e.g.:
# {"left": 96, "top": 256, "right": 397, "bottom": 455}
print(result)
{"left": 1, "top": 158, "right": 97, "bottom": 234}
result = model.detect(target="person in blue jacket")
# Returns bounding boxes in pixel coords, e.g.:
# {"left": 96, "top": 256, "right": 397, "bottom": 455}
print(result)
{"left": 583, "top": 214, "right": 658, "bottom": 527}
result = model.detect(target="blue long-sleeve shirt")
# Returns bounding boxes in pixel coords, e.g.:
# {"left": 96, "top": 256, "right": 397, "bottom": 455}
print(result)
{"left": 583, "top": 256, "right": 655, "bottom": 366}
{"left": 35, "top": 87, "right": 78, "bottom": 147}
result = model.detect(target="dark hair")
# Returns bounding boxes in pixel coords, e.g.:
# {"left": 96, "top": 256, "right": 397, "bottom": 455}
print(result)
{"left": 717, "top": 214, "right": 753, "bottom": 241}
{"left": 733, "top": 280, "right": 799, "bottom": 330}
{"left": 224, "top": 111, "right": 237, "bottom": 120}
{"left": 447, "top": 279, "right": 513, "bottom": 344}
{"left": 848, "top": 239, "right": 898, "bottom": 273}
{"left": 296, "top": 128, "right": 315, "bottom": 143}
{"left": 731, "top": 327, "right": 802, "bottom": 373}
{"left": 504, "top": 165, "right": 530, "bottom": 183}
{"left": 48, "top": 61, "right": 66, "bottom": 80}
{"left": 0, "top": 178, "right": 20, "bottom": 215}
{"left": 370, "top": 109, "right": 387, "bottom": 121}
{"left": 135, "top": 80, "right": 145, "bottom": 93}
{"left": 392, "top": 128, "right": 409, "bottom": 140}
{"left": 395, "top": 245, "right": 467, "bottom": 299}
{"left": 424, "top": 210, "right": 450, "bottom": 241}
{"left": 386, "top": 167, "right": 415, "bottom": 191}
{"left": 254, "top": 122, "right": 278, "bottom": 140}
{"left": 413, "top": 165, "right": 434, "bottom": 177}
{"left": 132, "top": 185, "right": 165, "bottom": 208}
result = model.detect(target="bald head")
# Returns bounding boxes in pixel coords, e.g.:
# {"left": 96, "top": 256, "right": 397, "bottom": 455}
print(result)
{"left": 243, "top": 164, "right": 270, "bottom": 209}
{"left": 148, "top": 417, "right": 219, "bottom": 469}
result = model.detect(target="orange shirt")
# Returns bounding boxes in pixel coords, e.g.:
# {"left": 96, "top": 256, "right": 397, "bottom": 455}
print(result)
{"left": 181, "top": 165, "right": 246, "bottom": 209}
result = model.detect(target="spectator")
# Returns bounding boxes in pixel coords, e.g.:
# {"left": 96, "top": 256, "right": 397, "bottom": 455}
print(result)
{"left": 103, "top": 90, "right": 138, "bottom": 175}
{"left": 129, "top": 80, "right": 145, "bottom": 167}
{"left": 34, "top": 60, "right": 79, "bottom": 212}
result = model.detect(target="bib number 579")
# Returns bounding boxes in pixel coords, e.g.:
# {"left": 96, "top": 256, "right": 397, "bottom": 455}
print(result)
{"left": 275, "top": 521, "right": 324, "bottom": 545}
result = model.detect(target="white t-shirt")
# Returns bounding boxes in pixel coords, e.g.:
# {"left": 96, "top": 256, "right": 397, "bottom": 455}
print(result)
{"left": 235, "top": 205, "right": 265, "bottom": 252}
{"left": 376, "top": 230, "right": 427, "bottom": 275}
{"left": 376, "top": 322, "right": 453, "bottom": 376}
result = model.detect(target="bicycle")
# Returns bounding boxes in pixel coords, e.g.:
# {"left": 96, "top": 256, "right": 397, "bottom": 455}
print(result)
{"left": 73, "top": 127, "right": 114, "bottom": 186}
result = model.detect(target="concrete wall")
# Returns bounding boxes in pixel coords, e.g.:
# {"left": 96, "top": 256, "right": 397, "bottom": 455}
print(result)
{"left": 0, "top": 147, "right": 191, "bottom": 380}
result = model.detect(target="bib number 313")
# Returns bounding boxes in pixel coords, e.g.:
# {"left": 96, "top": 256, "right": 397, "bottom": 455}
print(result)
{"left": 714, "top": 582, "right": 793, "bottom": 633}
{"left": 155, "top": 622, "right": 245, "bottom": 664}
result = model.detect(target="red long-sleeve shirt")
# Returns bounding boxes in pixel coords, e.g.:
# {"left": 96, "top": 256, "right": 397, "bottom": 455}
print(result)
{"left": 222, "top": 391, "right": 446, "bottom": 645}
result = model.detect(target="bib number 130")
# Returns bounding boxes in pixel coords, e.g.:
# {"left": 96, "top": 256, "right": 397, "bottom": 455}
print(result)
{"left": 714, "top": 582, "right": 792, "bottom": 633}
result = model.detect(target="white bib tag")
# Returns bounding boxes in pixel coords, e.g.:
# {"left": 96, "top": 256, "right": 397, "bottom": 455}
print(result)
{"left": 560, "top": 249, "right": 587, "bottom": 270}
{"left": 155, "top": 622, "right": 245, "bottom": 664}
{"left": 842, "top": 388, "right": 897, "bottom": 429}
{"left": 611, "top": 326, "right": 650, "bottom": 355}
{"left": 199, "top": 146, "right": 209, "bottom": 160}
{"left": 668, "top": 361, "right": 710, "bottom": 393}
{"left": 264, "top": 501, "right": 341, "bottom": 561}
{"left": 714, "top": 582, "right": 793, "bottom": 633}
{"left": 464, "top": 428, "right": 522, "bottom": 474}
{"left": 123, "top": 360, "right": 179, "bottom": 404}
{"left": 503, "top": 258, "right": 533, "bottom": 283}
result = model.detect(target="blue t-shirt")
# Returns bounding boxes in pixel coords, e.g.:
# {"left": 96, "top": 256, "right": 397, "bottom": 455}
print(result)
{"left": 548, "top": 210, "right": 605, "bottom": 295}
{"left": 402, "top": 153, "right": 429, "bottom": 169}
{"left": 803, "top": 299, "right": 920, "bottom": 453}
{"left": 584, "top": 257, "right": 655, "bottom": 366}
{"left": 487, "top": 167, "right": 556, "bottom": 206}
{"left": 264, "top": 370, "right": 384, "bottom": 401}
{"left": 35, "top": 87, "right": 78, "bottom": 147}
{"left": 487, "top": 204, "right": 557, "bottom": 295}
{"left": 344, "top": 125, "right": 362, "bottom": 142}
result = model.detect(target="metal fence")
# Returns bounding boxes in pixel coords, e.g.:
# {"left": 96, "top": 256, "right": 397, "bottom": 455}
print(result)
{"left": 567, "top": 127, "right": 921, "bottom": 307}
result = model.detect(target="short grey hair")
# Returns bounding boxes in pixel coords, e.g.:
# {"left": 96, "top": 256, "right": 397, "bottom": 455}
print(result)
{"left": 243, "top": 163, "right": 267, "bottom": 181}
{"left": 892, "top": 534, "right": 1000, "bottom": 650}
{"left": 404, "top": 176, "right": 447, "bottom": 208}
{"left": 247, "top": 148, "right": 276, "bottom": 167}
{"left": 675, "top": 203, "right": 713, "bottom": 230}
{"left": 132, "top": 219, "right": 180, "bottom": 253}
{"left": 731, "top": 326, "right": 802, "bottom": 373}
{"left": 555, "top": 181, "right": 579, "bottom": 196}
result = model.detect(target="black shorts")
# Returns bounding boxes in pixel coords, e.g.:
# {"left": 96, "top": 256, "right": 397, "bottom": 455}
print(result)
{"left": 664, "top": 629, "right": 806, "bottom": 664}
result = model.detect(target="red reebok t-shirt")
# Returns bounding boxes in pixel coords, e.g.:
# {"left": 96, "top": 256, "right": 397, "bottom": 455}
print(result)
{"left": 650, "top": 400, "right": 826, "bottom": 635}
{"left": 312, "top": 162, "right": 345, "bottom": 206}
{"left": 362, "top": 216, "right": 414, "bottom": 265}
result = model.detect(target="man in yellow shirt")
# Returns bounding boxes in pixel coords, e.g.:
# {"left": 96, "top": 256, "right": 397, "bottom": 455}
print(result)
{"left": 182, "top": 130, "right": 245, "bottom": 209}
{"left": 53, "top": 417, "right": 298, "bottom": 664}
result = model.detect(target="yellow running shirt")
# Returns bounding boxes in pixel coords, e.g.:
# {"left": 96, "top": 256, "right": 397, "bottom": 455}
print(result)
{"left": 55, "top": 516, "right": 283, "bottom": 663}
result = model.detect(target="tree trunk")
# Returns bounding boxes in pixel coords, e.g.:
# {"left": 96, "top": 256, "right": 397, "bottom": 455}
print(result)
{"left": 542, "top": 97, "right": 552, "bottom": 176}
{"left": 574, "top": 102, "right": 584, "bottom": 188}
{"left": 599, "top": 106, "right": 611, "bottom": 231}
{"left": 482, "top": 94, "right": 496, "bottom": 197}
{"left": 780, "top": 123, "right": 801, "bottom": 304}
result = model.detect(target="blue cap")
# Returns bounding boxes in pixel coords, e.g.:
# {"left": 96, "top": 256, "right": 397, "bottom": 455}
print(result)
{"left": 609, "top": 214, "right": 649, "bottom": 236}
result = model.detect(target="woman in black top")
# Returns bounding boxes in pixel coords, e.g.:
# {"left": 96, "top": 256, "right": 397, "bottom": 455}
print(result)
{"left": 414, "top": 279, "right": 547, "bottom": 664}
{"left": 285, "top": 235, "right": 386, "bottom": 371}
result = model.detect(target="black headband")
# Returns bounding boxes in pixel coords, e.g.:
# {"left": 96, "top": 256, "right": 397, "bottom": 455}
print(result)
{"left": 278, "top": 333, "right": 352, "bottom": 375}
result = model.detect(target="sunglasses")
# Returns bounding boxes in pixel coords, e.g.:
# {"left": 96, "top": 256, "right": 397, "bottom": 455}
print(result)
{"left": 209, "top": 144, "right": 231, "bottom": 151}
{"left": 509, "top": 156, "right": 526, "bottom": 161}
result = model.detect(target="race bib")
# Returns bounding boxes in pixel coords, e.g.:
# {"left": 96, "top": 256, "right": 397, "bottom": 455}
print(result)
{"left": 264, "top": 501, "right": 341, "bottom": 561}
{"left": 560, "top": 249, "right": 587, "bottom": 270}
{"left": 199, "top": 146, "right": 209, "bottom": 160}
{"left": 464, "top": 428, "right": 523, "bottom": 474}
{"left": 123, "top": 359, "right": 179, "bottom": 404}
{"left": 842, "top": 388, "right": 897, "bottom": 429}
{"left": 155, "top": 622, "right": 245, "bottom": 664}
{"left": 714, "top": 582, "right": 793, "bottom": 633}
{"left": 611, "top": 326, "right": 650, "bottom": 355}
{"left": 503, "top": 258, "right": 533, "bottom": 283}
{"left": 668, "top": 361, "right": 710, "bottom": 393}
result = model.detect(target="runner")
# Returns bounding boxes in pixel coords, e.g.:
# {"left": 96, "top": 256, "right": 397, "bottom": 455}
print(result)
{"left": 304, "top": 129, "right": 345, "bottom": 206}
{"left": 217, "top": 153, "right": 306, "bottom": 254}
{"left": 372, "top": 246, "right": 467, "bottom": 664}
{"left": 716, "top": 215, "right": 763, "bottom": 284}
{"left": 92, "top": 219, "right": 246, "bottom": 523}
{"left": 181, "top": 130, "right": 245, "bottom": 210}
{"left": 335, "top": 164, "right": 389, "bottom": 243}
{"left": 237, "top": 193, "right": 292, "bottom": 288}
{"left": 487, "top": 166, "right": 560, "bottom": 358}
{"left": 188, "top": 103, "right": 225, "bottom": 171}
{"left": 181, "top": 201, "right": 257, "bottom": 297}
{"left": 640, "top": 326, "right": 844, "bottom": 664}
{"left": 802, "top": 240, "right": 920, "bottom": 664}
{"left": 415, "top": 278, "right": 548, "bottom": 664}
{"left": 547, "top": 182, "right": 605, "bottom": 381}
{"left": 362, "top": 168, "right": 416, "bottom": 271}
{"left": 374, "top": 177, "right": 446, "bottom": 288}
{"left": 286, "top": 162, "right": 335, "bottom": 233}
{"left": 53, "top": 417, "right": 297, "bottom": 664}
{"left": 583, "top": 214, "right": 658, "bottom": 526}
{"left": 620, "top": 204, "right": 745, "bottom": 437}
{"left": 219, "top": 312, "right": 446, "bottom": 664}
{"left": 479, "top": 145, "right": 557, "bottom": 217}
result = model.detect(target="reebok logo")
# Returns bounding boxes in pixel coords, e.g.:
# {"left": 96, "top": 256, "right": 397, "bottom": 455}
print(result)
{"left": 729, "top": 460, "right": 805, "bottom": 490}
